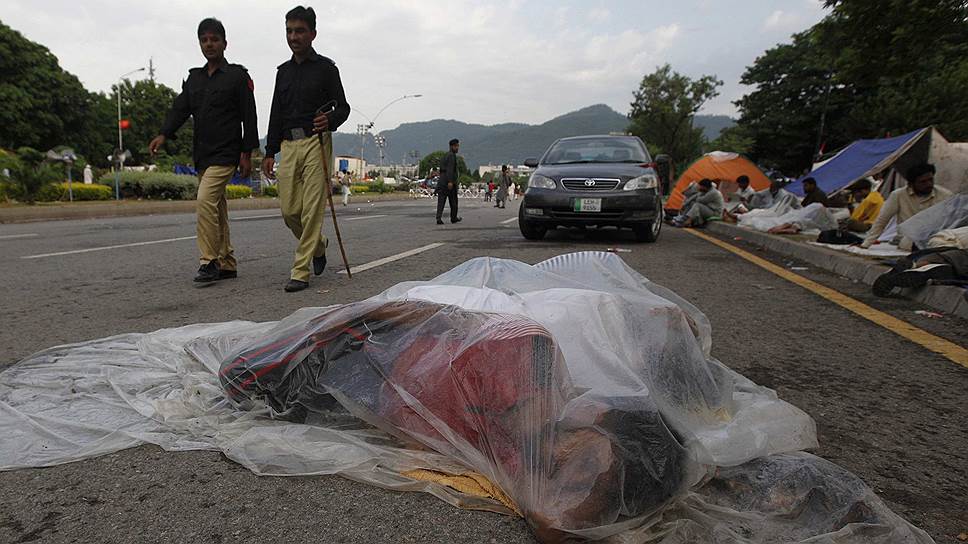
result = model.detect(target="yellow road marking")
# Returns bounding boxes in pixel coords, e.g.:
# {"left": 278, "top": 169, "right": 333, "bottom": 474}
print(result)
{"left": 685, "top": 229, "right": 968, "bottom": 369}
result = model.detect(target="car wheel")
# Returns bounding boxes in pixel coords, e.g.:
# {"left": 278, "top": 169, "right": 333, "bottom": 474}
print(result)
{"left": 633, "top": 207, "right": 662, "bottom": 243}
{"left": 519, "top": 205, "right": 547, "bottom": 240}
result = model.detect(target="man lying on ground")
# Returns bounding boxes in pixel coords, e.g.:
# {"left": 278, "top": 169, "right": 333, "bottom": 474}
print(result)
{"left": 861, "top": 162, "right": 953, "bottom": 250}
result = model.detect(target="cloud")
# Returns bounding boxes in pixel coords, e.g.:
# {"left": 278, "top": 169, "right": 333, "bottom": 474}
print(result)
{"left": 763, "top": 9, "right": 802, "bottom": 31}
{"left": 588, "top": 8, "right": 610, "bottom": 23}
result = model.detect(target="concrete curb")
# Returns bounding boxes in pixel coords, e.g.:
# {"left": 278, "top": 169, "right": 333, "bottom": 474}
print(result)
{"left": 706, "top": 222, "right": 968, "bottom": 320}
{"left": 0, "top": 194, "right": 413, "bottom": 224}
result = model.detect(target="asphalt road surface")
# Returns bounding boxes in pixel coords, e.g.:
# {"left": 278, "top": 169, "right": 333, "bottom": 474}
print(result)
{"left": 1, "top": 197, "right": 966, "bottom": 543}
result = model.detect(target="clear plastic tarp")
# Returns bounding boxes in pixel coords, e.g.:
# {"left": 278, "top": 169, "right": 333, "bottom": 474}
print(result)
{"left": 898, "top": 193, "right": 968, "bottom": 249}
{"left": 0, "top": 252, "right": 933, "bottom": 543}
{"left": 739, "top": 202, "right": 840, "bottom": 233}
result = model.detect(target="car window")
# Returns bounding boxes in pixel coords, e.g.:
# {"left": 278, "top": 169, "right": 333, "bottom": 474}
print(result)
{"left": 542, "top": 138, "right": 650, "bottom": 165}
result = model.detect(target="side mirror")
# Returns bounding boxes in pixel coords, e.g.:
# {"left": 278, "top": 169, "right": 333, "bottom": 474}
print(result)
{"left": 524, "top": 158, "right": 539, "bottom": 168}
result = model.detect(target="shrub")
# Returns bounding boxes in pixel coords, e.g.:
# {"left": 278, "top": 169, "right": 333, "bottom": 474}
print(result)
{"left": 350, "top": 184, "right": 370, "bottom": 193}
{"left": 98, "top": 171, "right": 198, "bottom": 200}
{"left": 10, "top": 150, "right": 63, "bottom": 203}
{"left": 262, "top": 184, "right": 278, "bottom": 197}
{"left": 225, "top": 184, "right": 252, "bottom": 199}
{"left": 36, "top": 182, "right": 113, "bottom": 202}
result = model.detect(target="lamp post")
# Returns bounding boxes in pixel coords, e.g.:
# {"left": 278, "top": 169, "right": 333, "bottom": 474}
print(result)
{"left": 117, "top": 67, "right": 146, "bottom": 154}
{"left": 356, "top": 94, "right": 422, "bottom": 179}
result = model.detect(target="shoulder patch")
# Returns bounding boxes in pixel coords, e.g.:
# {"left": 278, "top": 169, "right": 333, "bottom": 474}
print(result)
{"left": 247, "top": 77, "right": 254, "bottom": 92}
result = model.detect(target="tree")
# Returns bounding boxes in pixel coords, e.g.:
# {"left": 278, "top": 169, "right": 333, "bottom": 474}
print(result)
{"left": 627, "top": 64, "right": 722, "bottom": 168}
{"left": 0, "top": 22, "right": 112, "bottom": 167}
{"left": 418, "top": 151, "right": 469, "bottom": 178}
{"left": 111, "top": 79, "right": 194, "bottom": 166}
{"left": 705, "top": 125, "right": 755, "bottom": 155}
{"left": 735, "top": 0, "right": 968, "bottom": 173}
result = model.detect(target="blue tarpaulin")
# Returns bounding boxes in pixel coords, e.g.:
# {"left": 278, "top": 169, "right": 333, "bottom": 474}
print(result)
{"left": 173, "top": 164, "right": 253, "bottom": 186}
{"left": 788, "top": 129, "right": 927, "bottom": 196}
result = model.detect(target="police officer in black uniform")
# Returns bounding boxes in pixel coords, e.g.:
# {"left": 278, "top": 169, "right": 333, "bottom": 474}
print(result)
{"left": 262, "top": 6, "right": 350, "bottom": 293}
{"left": 150, "top": 18, "right": 258, "bottom": 284}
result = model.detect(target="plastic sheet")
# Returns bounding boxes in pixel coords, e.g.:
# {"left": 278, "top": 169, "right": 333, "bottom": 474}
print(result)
{"left": 739, "top": 202, "right": 839, "bottom": 233}
{"left": 898, "top": 193, "right": 968, "bottom": 249}
{"left": 0, "top": 253, "right": 932, "bottom": 543}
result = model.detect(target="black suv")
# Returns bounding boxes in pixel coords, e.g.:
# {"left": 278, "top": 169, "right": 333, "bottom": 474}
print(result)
{"left": 519, "top": 135, "right": 663, "bottom": 242}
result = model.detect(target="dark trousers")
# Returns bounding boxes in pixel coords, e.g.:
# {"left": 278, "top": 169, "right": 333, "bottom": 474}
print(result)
{"left": 436, "top": 187, "right": 458, "bottom": 222}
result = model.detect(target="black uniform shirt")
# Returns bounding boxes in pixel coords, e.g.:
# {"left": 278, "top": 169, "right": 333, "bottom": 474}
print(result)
{"left": 160, "top": 61, "right": 259, "bottom": 173}
{"left": 265, "top": 49, "right": 350, "bottom": 157}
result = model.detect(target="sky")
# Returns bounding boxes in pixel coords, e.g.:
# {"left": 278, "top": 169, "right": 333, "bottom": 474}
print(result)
{"left": 4, "top": 1, "right": 828, "bottom": 137}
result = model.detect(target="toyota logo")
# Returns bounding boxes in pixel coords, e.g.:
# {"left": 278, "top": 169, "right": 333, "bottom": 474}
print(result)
{"left": 584, "top": 179, "right": 596, "bottom": 187}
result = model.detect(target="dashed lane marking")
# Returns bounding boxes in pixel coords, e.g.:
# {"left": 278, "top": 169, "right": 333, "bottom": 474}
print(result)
{"left": 338, "top": 243, "right": 445, "bottom": 275}
{"left": 21, "top": 236, "right": 197, "bottom": 259}
{"left": 500, "top": 217, "right": 518, "bottom": 225}
{"left": 686, "top": 229, "right": 968, "bottom": 369}
{"left": 0, "top": 233, "right": 38, "bottom": 240}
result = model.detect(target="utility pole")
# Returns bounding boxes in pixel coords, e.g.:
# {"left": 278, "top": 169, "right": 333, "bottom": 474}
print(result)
{"left": 148, "top": 57, "right": 156, "bottom": 81}
{"left": 409, "top": 150, "right": 420, "bottom": 177}
{"left": 374, "top": 135, "right": 387, "bottom": 167}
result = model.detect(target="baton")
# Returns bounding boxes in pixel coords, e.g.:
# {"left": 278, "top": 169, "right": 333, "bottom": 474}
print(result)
{"left": 316, "top": 101, "right": 352, "bottom": 278}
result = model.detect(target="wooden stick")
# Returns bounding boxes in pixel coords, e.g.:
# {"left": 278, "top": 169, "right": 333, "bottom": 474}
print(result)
{"left": 319, "top": 133, "right": 352, "bottom": 278}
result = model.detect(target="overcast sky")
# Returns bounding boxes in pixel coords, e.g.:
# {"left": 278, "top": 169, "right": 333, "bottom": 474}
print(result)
{"left": 5, "top": 1, "right": 827, "bottom": 136}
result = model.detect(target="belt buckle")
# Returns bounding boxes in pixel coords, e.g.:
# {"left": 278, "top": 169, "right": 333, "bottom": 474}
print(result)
{"left": 291, "top": 128, "right": 306, "bottom": 140}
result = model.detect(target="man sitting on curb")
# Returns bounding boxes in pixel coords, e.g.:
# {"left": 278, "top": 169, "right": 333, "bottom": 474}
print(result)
{"left": 673, "top": 179, "right": 724, "bottom": 228}
{"left": 844, "top": 178, "right": 884, "bottom": 233}
{"left": 862, "top": 163, "right": 953, "bottom": 250}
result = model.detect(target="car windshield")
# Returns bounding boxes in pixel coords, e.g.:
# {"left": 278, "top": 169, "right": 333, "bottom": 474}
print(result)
{"left": 542, "top": 138, "right": 650, "bottom": 165}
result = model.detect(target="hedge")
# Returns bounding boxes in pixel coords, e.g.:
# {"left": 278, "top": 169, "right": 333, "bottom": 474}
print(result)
{"left": 225, "top": 184, "right": 252, "bottom": 199}
{"left": 98, "top": 171, "right": 198, "bottom": 200}
{"left": 263, "top": 184, "right": 278, "bottom": 197}
{"left": 36, "top": 182, "right": 113, "bottom": 202}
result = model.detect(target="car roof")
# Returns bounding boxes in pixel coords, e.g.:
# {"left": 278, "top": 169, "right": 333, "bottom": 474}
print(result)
{"left": 556, "top": 134, "right": 639, "bottom": 141}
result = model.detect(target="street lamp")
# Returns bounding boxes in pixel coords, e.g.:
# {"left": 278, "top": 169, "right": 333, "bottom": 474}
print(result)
{"left": 117, "top": 67, "right": 146, "bottom": 154}
{"left": 356, "top": 94, "right": 422, "bottom": 179}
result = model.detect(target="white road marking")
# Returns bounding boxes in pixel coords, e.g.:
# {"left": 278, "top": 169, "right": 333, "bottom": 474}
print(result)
{"left": 500, "top": 217, "right": 518, "bottom": 224}
{"left": 233, "top": 213, "right": 278, "bottom": 221}
{"left": 21, "top": 236, "right": 197, "bottom": 259}
{"left": 338, "top": 243, "right": 445, "bottom": 275}
{"left": 344, "top": 215, "right": 388, "bottom": 221}
{"left": 0, "top": 233, "right": 38, "bottom": 240}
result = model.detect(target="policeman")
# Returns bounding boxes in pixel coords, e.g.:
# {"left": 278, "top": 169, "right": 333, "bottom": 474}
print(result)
{"left": 150, "top": 18, "right": 258, "bottom": 284}
{"left": 262, "top": 6, "right": 351, "bottom": 293}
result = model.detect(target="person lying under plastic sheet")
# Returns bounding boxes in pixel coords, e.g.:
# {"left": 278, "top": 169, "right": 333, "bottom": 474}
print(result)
{"left": 220, "top": 299, "right": 691, "bottom": 540}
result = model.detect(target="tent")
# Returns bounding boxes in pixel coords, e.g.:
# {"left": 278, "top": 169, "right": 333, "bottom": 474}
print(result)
{"left": 665, "top": 152, "right": 773, "bottom": 211}
{"left": 788, "top": 127, "right": 968, "bottom": 197}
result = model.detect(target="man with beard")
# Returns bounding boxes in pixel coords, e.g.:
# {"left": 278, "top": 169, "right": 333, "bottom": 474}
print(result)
{"left": 262, "top": 6, "right": 351, "bottom": 292}
{"left": 150, "top": 18, "right": 259, "bottom": 285}
{"left": 862, "top": 163, "right": 953, "bottom": 250}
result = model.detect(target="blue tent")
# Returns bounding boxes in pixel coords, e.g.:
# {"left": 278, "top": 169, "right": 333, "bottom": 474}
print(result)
{"left": 174, "top": 164, "right": 253, "bottom": 186}
{"left": 788, "top": 128, "right": 928, "bottom": 196}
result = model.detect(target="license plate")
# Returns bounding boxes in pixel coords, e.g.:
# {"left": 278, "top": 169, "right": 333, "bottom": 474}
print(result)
{"left": 574, "top": 198, "right": 601, "bottom": 212}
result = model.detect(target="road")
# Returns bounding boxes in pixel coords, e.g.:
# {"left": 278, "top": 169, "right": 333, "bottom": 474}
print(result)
{"left": 1, "top": 196, "right": 966, "bottom": 543}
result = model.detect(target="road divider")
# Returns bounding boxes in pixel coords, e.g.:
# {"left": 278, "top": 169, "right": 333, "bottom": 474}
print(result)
{"left": 21, "top": 236, "right": 197, "bottom": 260}
{"left": 686, "top": 229, "right": 968, "bottom": 369}
{"left": 338, "top": 243, "right": 445, "bottom": 275}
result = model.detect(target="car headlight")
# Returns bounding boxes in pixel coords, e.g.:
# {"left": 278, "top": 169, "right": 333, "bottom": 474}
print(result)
{"left": 623, "top": 173, "right": 658, "bottom": 191}
{"left": 529, "top": 174, "right": 556, "bottom": 190}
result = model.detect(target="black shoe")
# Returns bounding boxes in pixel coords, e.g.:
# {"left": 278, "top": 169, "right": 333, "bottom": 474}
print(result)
{"left": 284, "top": 279, "right": 309, "bottom": 292}
{"left": 218, "top": 269, "right": 238, "bottom": 280}
{"left": 194, "top": 261, "right": 219, "bottom": 283}
{"left": 451, "top": 217, "right": 462, "bottom": 224}
{"left": 436, "top": 219, "right": 444, "bottom": 225}
{"left": 313, "top": 254, "right": 327, "bottom": 276}
{"left": 893, "top": 264, "right": 956, "bottom": 289}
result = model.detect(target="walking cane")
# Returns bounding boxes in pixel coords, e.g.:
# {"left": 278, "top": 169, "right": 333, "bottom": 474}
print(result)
{"left": 316, "top": 102, "right": 352, "bottom": 278}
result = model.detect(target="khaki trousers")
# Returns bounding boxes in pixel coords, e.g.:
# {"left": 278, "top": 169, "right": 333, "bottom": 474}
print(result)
{"left": 196, "top": 164, "right": 237, "bottom": 271}
{"left": 278, "top": 134, "right": 331, "bottom": 281}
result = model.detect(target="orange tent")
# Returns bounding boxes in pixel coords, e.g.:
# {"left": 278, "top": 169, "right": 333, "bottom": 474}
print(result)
{"left": 665, "top": 152, "right": 772, "bottom": 211}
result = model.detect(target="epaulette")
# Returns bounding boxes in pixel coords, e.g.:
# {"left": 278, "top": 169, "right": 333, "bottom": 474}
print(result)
{"left": 318, "top": 55, "right": 337, "bottom": 67}
{"left": 228, "top": 63, "right": 249, "bottom": 72}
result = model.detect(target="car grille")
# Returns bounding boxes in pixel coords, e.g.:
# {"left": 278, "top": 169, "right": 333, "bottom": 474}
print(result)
{"left": 560, "top": 178, "right": 620, "bottom": 191}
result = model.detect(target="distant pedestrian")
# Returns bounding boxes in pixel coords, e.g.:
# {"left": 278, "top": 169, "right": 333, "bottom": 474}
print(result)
{"left": 436, "top": 138, "right": 462, "bottom": 225}
{"left": 262, "top": 6, "right": 351, "bottom": 292}
{"left": 339, "top": 169, "right": 351, "bottom": 206}
{"left": 484, "top": 181, "right": 493, "bottom": 202}
{"left": 495, "top": 165, "right": 510, "bottom": 209}
{"left": 510, "top": 181, "right": 517, "bottom": 200}
{"left": 150, "top": 17, "right": 259, "bottom": 285}
{"left": 83, "top": 164, "right": 93, "bottom": 185}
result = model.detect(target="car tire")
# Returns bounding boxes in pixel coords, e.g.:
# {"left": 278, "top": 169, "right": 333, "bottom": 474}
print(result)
{"left": 633, "top": 207, "right": 662, "bottom": 243}
{"left": 519, "top": 205, "right": 547, "bottom": 240}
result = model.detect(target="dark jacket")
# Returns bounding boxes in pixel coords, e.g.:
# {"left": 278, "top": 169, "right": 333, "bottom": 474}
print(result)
{"left": 439, "top": 151, "right": 458, "bottom": 188}
{"left": 265, "top": 49, "right": 350, "bottom": 157}
{"left": 160, "top": 60, "right": 259, "bottom": 173}
{"left": 801, "top": 188, "right": 830, "bottom": 207}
